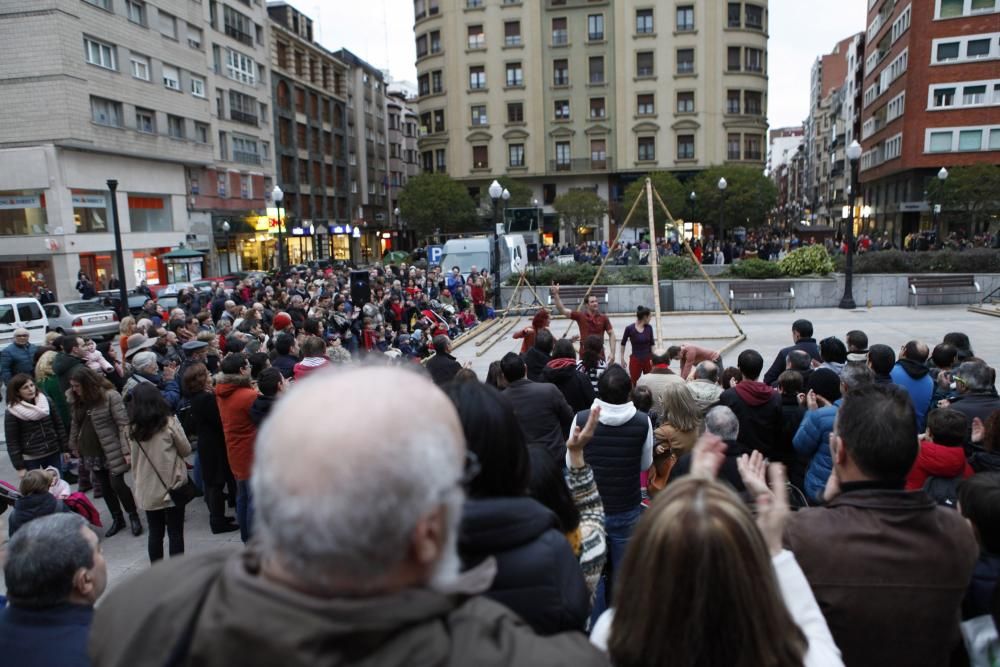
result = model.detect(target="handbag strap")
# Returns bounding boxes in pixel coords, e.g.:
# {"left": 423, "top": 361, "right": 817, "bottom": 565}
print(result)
{"left": 133, "top": 433, "right": 175, "bottom": 495}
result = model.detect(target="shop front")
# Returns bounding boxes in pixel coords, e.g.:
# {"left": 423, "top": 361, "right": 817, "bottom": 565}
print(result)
{"left": 328, "top": 223, "right": 360, "bottom": 262}
{"left": 0, "top": 258, "right": 52, "bottom": 297}
{"left": 132, "top": 248, "right": 171, "bottom": 287}
{"left": 0, "top": 191, "right": 48, "bottom": 236}
{"left": 79, "top": 253, "right": 117, "bottom": 290}
{"left": 161, "top": 247, "right": 206, "bottom": 283}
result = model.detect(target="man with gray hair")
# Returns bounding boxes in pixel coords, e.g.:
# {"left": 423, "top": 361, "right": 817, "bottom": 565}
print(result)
{"left": 90, "top": 367, "right": 605, "bottom": 666}
{"left": 686, "top": 360, "right": 724, "bottom": 414}
{"left": 668, "top": 405, "right": 748, "bottom": 493}
{"left": 122, "top": 350, "right": 180, "bottom": 411}
{"left": 948, "top": 360, "right": 1000, "bottom": 435}
{"left": 0, "top": 513, "right": 107, "bottom": 666}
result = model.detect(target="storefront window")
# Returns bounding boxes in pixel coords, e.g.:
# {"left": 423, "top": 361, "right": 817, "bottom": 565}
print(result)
{"left": 128, "top": 195, "right": 172, "bottom": 232}
{"left": 79, "top": 254, "right": 116, "bottom": 291}
{"left": 0, "top": 260, "right": 52, "bottom": 297}
{"left": 330, "top": 234, "right": 350, "bottom": 260}
{"left": 133, "top": 248, "right": 169, "bottom": 286}
{"left": 0, "top": 192, "right": 48, "bottom": 236}
{"left": 72, "top": 191, "right": 110, "bottom": 233}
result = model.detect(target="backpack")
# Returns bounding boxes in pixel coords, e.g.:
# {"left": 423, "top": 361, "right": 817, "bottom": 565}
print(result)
{"left": 923, "top": 475, "right": 961, "bottom": 508}
{"left": 175, "top": 397, "right": 198, "bottom": 442}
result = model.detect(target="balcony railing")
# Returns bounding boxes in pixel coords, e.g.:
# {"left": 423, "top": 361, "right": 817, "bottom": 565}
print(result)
{"left": 230, "top": 110, "right": 258, "bottom": 126}
{"left": 224, "top": 24, "right": 253, "bottom": 46}
{"left": 232, "top": 151, "right": 261, "bottom": 165}
{"left": 549, "top": 157, "right": 613, "bottom": 172}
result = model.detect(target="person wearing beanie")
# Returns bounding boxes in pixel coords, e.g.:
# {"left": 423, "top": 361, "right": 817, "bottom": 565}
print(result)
{"left": 905, "top": 408, "right": 973, "bottom": 492}
{"left": 272, "top": 311, "right": 294, "bottom": 335}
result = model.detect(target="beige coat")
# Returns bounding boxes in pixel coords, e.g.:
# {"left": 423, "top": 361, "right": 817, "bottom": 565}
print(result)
{"left": 653, "top": 421, "right": 699, "bottom": 459}
{"left": 128, "top": 416, "right": 192, "bottom": 511}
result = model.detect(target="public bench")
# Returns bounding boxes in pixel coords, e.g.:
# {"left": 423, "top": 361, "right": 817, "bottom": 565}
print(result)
{"left": 907, "top": 275, "right": 981, "bottom": 308}
{"left": 549, "top": 286, "right": 610, "bottom": 310}
{"left": 729, "top": 281, "right": 795, "bottom": 312}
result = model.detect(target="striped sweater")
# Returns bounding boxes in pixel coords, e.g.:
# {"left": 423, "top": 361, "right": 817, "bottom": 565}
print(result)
{"left": 567, "top": 463, "right": 607, "bottom": 600}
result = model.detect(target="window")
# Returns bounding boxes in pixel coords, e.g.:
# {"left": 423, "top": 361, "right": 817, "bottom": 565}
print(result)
{"left": 636, "top": 51, "right": 654, "bottom": 77}
{"left": 430, "top": 30, "right": 441, "bottom": 53}
{"left": 71, "top": 191, "right": 109, "bottom": 233}
{"left": 467, "top": 25, "right": 484, "bottom": 49}
{"left": 467, "top": 0, "right": 483, "bottom": 7}
{"left": 728, "top": 46, "right": 741, "bottom": 71}
{"left": 472, "top": 145, "right": 489, "bottom": 169}
{"left": 229, "top": 90, "right": 258, "bottom": 124}
{"left": 508, "top": 143, "right": 524, "bottom": 167}
{"left": 416, "top": 34, "right": 428, "bottom": 58}
{"left": 727, "top": 89, "right": 741, "bottom": 114}
{"left": 588, "top": 14, "right": 604, "bottom": 41}
{"left": 126, "top": 0, "right": 145, "bottom": 25}
{"left": 418, "top": 73, "right": 430, "bottom": 96}
{"left": 91, "top": 96, "right": 123, "bottom": 127}
{"left": 676, "top": 48, "right": 694, "bottom": 74}
{"left": 967, "top": 39, "right": 991, "bottom": 57}
{"left": 676, "top": 6, "right": 693, "bottom": 31}
{"left": 939, "top": 0, "right": 965, "bottom": 16}
{"left": 677, "top": 134, "right": 695, "bottom": 159}
{"left": 727, "top": 133, "right": 741, "bottom": 159}
{"left": 745, "top": 90, "right": 762, "bottom": 115}
{"left": 432, "top": 70, "right": 443, "bottom": 93}
{"left": 963, "top": 84, "right": 987, "bottom": 104}
{"left": 745, "top": 48, "right": 763, "bottom": 72}
{"left": 190, "top": 75, "right": 205, "bottom": 98}
{"left": 552, "top": 17, "right": 567, "bottom": 45}
{"left": 135, "top": 108, "right": 155, "bottom": 134}
{"left": 505, "top": 21, "right": 521, "bottom": 47}
{"left": 506, "top": 62, "right": 523, "bottom": 87}
{"left": 928, "top": 131, "right": 952, "bottom": 152}
{"left": 167, "top": 115, "right": 185, "bottom": 139}
{"left": 130, "top": 54, "right": 150, "bottom": 80}
{"left": 677, "top": 91, "right": 694, "bottom": 113}
{"left": 434, "top": 109, "right": 445, "bottom": 132}
{"left": 162, "top": 64, "right": 180, "bottom": 90}
{"left": 728, "top": 2, "right": 741, "bottom": 27}
{"left": 637, "top": 136, "right": 655, "bottom": 161}
{"left": 934, "top": 87, "right": 955, "bottom": 107}
{"left": 553, "top": 59, "right": 569, "bottom": 85}
{"left": 83, "top": 0, "right": 111, "bottom": 7}
{"left": 991, "top": 128, "right": 1000, "bottom": 150}
{"left": 959, "top": 129, "right": 983, "bottom": 150}
{"left": 471, "top": 105, "right": 488, "bottom": 126}
{"left": 469, "top": 65, "right": 486, "bottom": 89}
{"left": 436, "top": 149, "right": 447, "bottom": 172}
{"left": 84, "top": 37, "right": 116, "bottom": 70}
{"left": 589, "top": 56, "right": 604, "bottom": 84}
{"left": 159, "top": 11, "right": 177, "bottom": 39}
{"left": 187, "top": 25, "right": 203, "bottom": 49}
{"left": 223, "top": 5, "right": 254, "bottom": 45}
{"left": 554, "top": 99, "right": 570, "bottom": 119}
{"left": 637, "top": 9, "right": 654, "bottom": 34}
{"left": 195, "top": 123, "right": 209, "bottom": 144}
{"left": 590, "top": 97, "right": 606, "bottom": 118}
{"left": 507, "top": 102, "right": 524, "bottom": 123}
{"left": 128, "top": 195, "right": 171, "bottom": 232}
{"left": 744, "top": 134, "right": 762, "bottom": 160}
{"left": 555, "top": 141, "right": 571, "bottom": 167}
{"left": 232, "top": 135, "right": 261, "bottom": 164}
{"left": 591, "top": 139, "right": 606, "bottom": 166}
{"left": 745, "top": 4, "right": 763, "bottom": 29}
{"left": 936, "top": 41, "right": 961, "bottom": 61}
{"left": 637, "top": 93, "right": 654, "bottom": 115}
{"left": 225, "top": 49, "right": 256, "bottom": 85}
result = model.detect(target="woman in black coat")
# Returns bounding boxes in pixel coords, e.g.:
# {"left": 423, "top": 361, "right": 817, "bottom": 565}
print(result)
{"left": 541, "top": 339, "right": 596, "bottom": 413}
{"left": 182, "top": 362, "right": 238, "bottom": 534}
{"left": 444, "top": 381, "right": 590, "bottom": 636}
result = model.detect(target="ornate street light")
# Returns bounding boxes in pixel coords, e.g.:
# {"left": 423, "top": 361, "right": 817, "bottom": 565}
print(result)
{"left": 271, "top": 185, "right": 285, "bottom": 272}
{"left": 221, "top": 220, "right": 231, "bottom": 275}
{"left": 488, "top": 180, "right": 504, "bottom": 309}
{"left": 717, "top": 177, "right": 727, "bottom": 241}
{"left": 840, "top": 140, "right": 863, "bottom": 310}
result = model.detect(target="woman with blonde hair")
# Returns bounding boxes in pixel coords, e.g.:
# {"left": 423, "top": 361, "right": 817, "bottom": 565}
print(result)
{"left": 648, "top": 382, "right": 704, "bottom": 495}
{"left": 591, "top": 443, "right": 842, "bottom": 667}
{"left": 115, "top": 316, "right": 136, "bottom": 369}
{"left": 35, "top": 350, "right": 71, "bottom": 434}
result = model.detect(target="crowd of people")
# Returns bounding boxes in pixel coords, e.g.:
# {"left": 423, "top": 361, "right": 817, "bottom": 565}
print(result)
{"left": 0, "top": 261, "right": 998, "bottom": 666}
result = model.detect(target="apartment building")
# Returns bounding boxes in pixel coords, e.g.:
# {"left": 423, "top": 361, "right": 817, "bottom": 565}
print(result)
{"left": 412, "top": 0, "right": 769, "bottom": 242}
{"left": 387, "top": 90, "right": 420, "bottom": 251}
{"left": 859, "top": 0, "right": 1000, "bottom": 242}
{"left": 0, "top": 0, "right": 216, "bottom": 298}
{"left": 334, "top": 49, "right": 393, "bottom": 262}
{"left": 265, "top": 3, "right": 352, "bottom": 266}
{"left": 768, "top": 126, "right": 804, "bottom": 226}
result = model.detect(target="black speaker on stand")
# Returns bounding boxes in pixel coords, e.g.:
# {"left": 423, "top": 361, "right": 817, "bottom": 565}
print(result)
{"left": 350, "top": 270, "right": 371, "bottom": 305}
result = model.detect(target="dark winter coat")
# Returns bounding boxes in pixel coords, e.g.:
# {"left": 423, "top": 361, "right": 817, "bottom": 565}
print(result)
{"left": 67, "top": 389, "right": 130, "bottom": 475}
{"left": 188, "top": 390, "right": 233, "bottom": 487}
{"left": 891, "top": 359, "right": 935, "bottom": 433}
{"left": 0, "top": 604, "right": 93, "bottom": 667}
{"left": 504, "top": 379, "right": 574, "bottom": 462}
{"left": 950, "top": 393, "right": 1000, "bottom": 441}
{"left": 523, "top": 348, "right": 551, "bottom": 383}
{"left": 541, "top": 361, "right": 596, "bottom": 413}
{"left": 249, "top": 395, "right": 279, "bottom": 427}
{"left": 52, "top": 353, "right": 83, "bottom": 394}
{"left": 670, "top": 437, "right": 749, "bottom": 495}
{"left": 963, "top": 552, "right": 1000, "bottom": 620}
{"left": 719, "top": 381, "right": 783, "bottom": 461}
{"left": 271, "top": 354, "right": 298, "bottom": 380}
{"left": 458, "top": 496, "right": 590, "bottom": 636}
{"left": 763, "top": 338, "right": 821, "bottom": 386}
{"left": 4, "top": 406, "right": 67, "bottom": 470}
{"left": 425, "top": 352, "right": 461, "bottom": 386}
{"left": 0, "top": 342, "right": 37, "bottom": 384}
{"left": 8, "top": 492, "right": 69, "bottom": 536}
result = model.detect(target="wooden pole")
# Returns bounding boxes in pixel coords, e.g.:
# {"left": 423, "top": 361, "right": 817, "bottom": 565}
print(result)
{"left": 645, "top": 178, "right": 663, "bottom": 347}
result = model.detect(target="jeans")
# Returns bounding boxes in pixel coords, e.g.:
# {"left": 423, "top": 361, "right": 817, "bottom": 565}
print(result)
{"left": 23, "top": 451, "right": 64, "bottom": 473}
{"left": 236, "top": 479, "right": 254, "bottom": 544}
{"left": 590, "top": 506, "right": 641, "bottom": 626}
{"left": 146, "top": 505, "right": 185, "bottom": 562}
{"left": 91, "top": 469, "right": 137, "bottom": 518}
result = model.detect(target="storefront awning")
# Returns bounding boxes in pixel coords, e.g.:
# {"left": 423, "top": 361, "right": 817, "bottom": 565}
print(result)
{"left": 161, "top": 248, "right": 207, "bottom": 259}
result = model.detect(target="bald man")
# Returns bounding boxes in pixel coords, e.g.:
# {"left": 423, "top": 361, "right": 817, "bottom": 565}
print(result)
{"left": 890, "top": 339, "right": 934, "bottom": 432}
{"left": 91, "top": 367, "right": 605, "bottom": 667}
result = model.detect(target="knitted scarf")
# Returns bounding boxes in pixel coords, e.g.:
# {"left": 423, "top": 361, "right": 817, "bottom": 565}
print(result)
{"left": 8, "top": 393, "right": 51, "bottom": 421}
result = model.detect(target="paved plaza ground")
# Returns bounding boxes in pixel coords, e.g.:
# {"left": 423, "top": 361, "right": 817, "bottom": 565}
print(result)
{"left": 0, "top": 304, "right": 996, "bottom": 597}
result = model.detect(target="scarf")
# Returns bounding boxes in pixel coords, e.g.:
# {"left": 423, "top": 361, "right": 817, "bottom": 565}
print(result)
{"left": 546, "top": 358, "right": 576, "bottom": 370}
{"left": 8, "top": 393, "right": 51, "bottom": 421}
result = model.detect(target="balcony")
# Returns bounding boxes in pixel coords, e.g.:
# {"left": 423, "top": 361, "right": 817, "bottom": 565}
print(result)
{"left": 224, "top": 24, "right": 254, "bottom": 46}
{"left": 230, "top": 110, "right": 258, "bottom": 126}
{"left": 232, "top": 151, "right": 261, "bottom": 165}
{"left": 548, "top": 157, "right": 613, "bottom": 172}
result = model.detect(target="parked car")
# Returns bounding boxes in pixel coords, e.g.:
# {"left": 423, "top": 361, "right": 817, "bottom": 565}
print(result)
{"left": 44, "top": 301, "right": 119, "bottom": 339}
{"left": 0, "top": 298, "right": 49, "bottom": 350}
{"left": 93, "top": 290, "right": 150, "bottom": 318}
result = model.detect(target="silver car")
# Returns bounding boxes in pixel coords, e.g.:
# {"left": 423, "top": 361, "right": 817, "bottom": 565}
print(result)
{"left": 44, "top": 301, "right": 119, "bottom": 339}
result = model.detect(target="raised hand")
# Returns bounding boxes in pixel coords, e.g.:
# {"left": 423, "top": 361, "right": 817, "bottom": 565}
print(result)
{"left": 755, "top": 463, "right": 790, "bottom": 556}
{"left": 971, "top": 416, "right": 985, "bottom": 444}
{"left": 689, "top": 432, "right": 727, "bottom": 480}
{"left": 567, "top": 405, "right": 601, "bottom": 468}
{"left": 736, "top": 450, "right": 770, "bottom": 497}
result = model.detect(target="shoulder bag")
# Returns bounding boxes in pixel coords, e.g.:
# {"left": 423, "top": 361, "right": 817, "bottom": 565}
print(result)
{"left": 134, "top": 435, "right": 199, "bottom": 507}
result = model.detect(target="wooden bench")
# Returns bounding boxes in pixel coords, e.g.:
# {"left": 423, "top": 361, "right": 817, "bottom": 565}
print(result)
{"left": 729, "top": 281, "right": 795, "bottom": 312}
{"left": 549, "top": 286, "right": 610, "bottom": 311}
{"left": 908, "top": 275, "right": 981, "bottom": 308}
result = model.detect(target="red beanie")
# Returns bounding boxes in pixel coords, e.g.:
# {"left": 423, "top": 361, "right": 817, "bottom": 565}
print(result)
{"left": 273, "top": 312, "right": 293, "bottom": 331}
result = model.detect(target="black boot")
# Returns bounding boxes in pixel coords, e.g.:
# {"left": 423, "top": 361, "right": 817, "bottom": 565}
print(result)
{"left": 105, "top": 515, "right": 126, "bottom": 538}
{"left": 129, "top": 513, "right": 144, "bottom": 536}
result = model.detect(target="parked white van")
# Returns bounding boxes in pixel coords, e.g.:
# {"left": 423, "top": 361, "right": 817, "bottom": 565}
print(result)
{"left": 440, "top": 234, "right": 529, "bottom": 283}
{"left": 0, "top": 298, "right": 50, "bottom": 350}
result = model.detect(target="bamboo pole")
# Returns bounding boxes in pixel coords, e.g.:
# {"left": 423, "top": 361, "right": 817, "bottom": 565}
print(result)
{"left": 645, "top": 178, "right": 663, "bottom": 347}
{"left": 476, "top": 316, "right": 522, "bottom": 357}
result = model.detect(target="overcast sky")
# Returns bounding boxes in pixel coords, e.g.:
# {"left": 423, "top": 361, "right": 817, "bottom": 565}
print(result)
{"left": 315, "top": 0, "right": 866, "bottom": 130}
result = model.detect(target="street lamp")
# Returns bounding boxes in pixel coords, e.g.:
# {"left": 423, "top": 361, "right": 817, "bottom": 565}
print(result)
{"left": 717, "top": 177, "right": 727, "bottom": 241}
{"left": 840, "top": 140, "right": 863, "bottom": 310}
{"left": 221, "top": 220, "right": 231, "bottom": 275}
{"left": 488, "top": 179, "right": 504, "bottom": 309}
{"left": 271, "top": 185, "right": 285, "bottom": 272}
{"left": 934, "top": 167, "right": 948, "bottom": 231}
{"left": 106, "top": 180, "right": 129, "bottom": 319}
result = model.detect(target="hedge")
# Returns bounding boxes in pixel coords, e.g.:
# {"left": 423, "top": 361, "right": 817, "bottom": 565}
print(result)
{"left": 835, "top": 249, "right": 1000, "bottom": 274}
{"left": 506, "top": 256, "right": 697, "bottom": 286}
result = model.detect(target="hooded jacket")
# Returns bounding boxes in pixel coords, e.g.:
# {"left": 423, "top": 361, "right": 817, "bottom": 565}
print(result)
{"left": 53, "top": 353, "right": 83, "bottom": 393}
{"left": 215, "top": 374, "right": 258, "bottom": 481}
{"left": 4, "top": 396, "right": 67, "bottom": 469}
{"left": 67, "top": 389, "right": 131, "bottom": 476}
{"left": 541, "top": 359, "right": 595, "bottom": 413}
{"left": 459, "top": 497, "right": 591, "bottom": 636}
{"left": 720, "top": 381, "right": 783, "bottom": 462}
{"left": 250, "top": 394, "right": 279, "bottom": 428}
{"left": 0, "top": 342, "right": 37, "bottom": 385}
{"left": 686, "top": 379, "right": 723, "bottom": 414}
{"left": 669, "top": 438, "right": 749, "bottom": 494}
{"left": 504, "top": 379, "right": 574, "bottom": 462}
{"left": 793, "top": 401, "right": 841, "bottom": 502}
{"left": 522, "top": 347, "right": 550, "bottom": 383}
{"left": 890, "top": 359, "right": 934, "bottom": 432}
{"left": 89, "top": 549, "right": 607, "bottom": 667}
{"left": 904, "top": 441, "right": 974, "bottom": 491}
{"left": 122, "top": 370, "right": 181, "bottom": 412}
{"left": 8, "top": 492, "right": 69, "bottom": 536}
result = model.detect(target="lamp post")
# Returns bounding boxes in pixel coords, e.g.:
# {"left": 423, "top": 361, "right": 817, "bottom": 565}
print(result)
{"left": 271, "top": 185, "right": 285, "bottom": 273}
{"left": 717, "top": 177, "right": 727, "bottom": 242}
{"left": 221, "top": 220, "right": 231, "bottom": 275}
{"left": 840, "top": 140, "right": 862, "bottom": 310}
{"left": 488, "top": 180, "right": 504, "bottom": 309}
{"left": 106, "top": 180, "right": 129, "bottom": 320}
{"left": 934, "top": 167, "right": 948, "bottom": 232}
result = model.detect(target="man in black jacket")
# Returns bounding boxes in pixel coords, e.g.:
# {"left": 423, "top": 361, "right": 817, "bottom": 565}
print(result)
{"left": 271, "top": 333, "right": 299, "bottom": 380}
{"left": 719, "top": 349, "right": 783, "bottom": 462}
{"left": 763, "top": 319, "right": 821, "bottom": 386}
{"left": 522, "top": 329, "right": 553, "bottom": 382}
{"left": 425, "top": 335, "right": 462, "bottom": 386}
{"left": 500, "top": 353, "right": 573, "bottom": 461}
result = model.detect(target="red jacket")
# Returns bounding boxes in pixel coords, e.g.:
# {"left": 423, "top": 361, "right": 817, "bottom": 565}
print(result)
{"left": 215, "top": 375, "right": 259, "bottom": 481}
{"left": 905, "top": 440, "right": 973, "bottom": 491}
